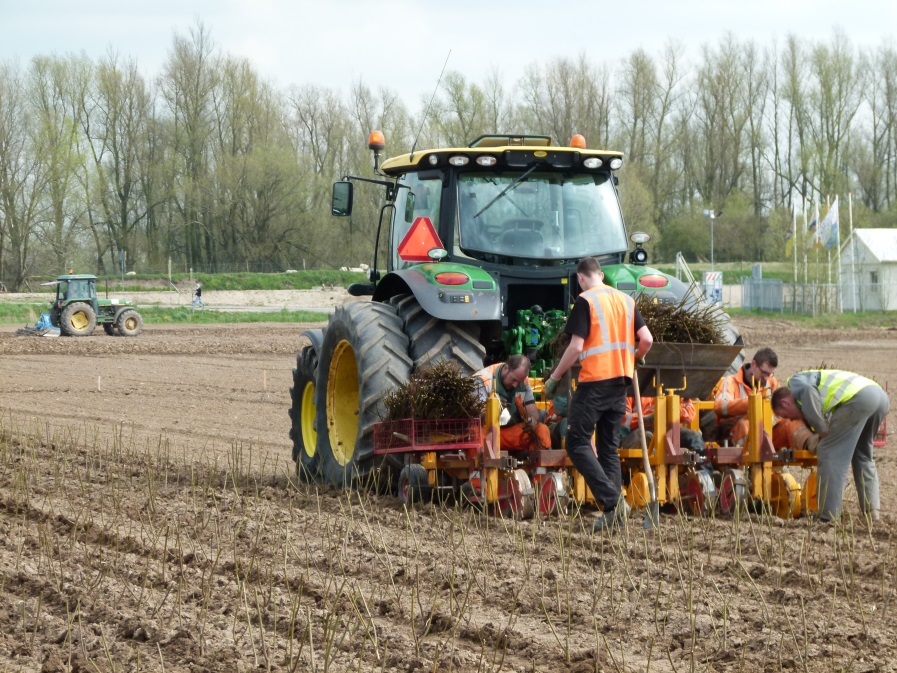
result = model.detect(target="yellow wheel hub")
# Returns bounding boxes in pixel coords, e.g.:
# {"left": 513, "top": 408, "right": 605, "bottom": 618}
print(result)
{"left": 625, "top": 471, "right": 650, "bottom": 509}
{"left": 122, "top": 316, "right": 138, "bottom": 331}
{"left": 326, "top": 339, "right": 359, "bottom": 467}
{"left": 71, "top": 311, "right": 89, "bottom": 330}
{"left": 300, "top": 381, "right": 316, "bottom": 457}
{"left": 801, "top": 470, "right": 818, "bottom": 516}
{"left": 769, "top": 471, "right": 802, "bottom": 519}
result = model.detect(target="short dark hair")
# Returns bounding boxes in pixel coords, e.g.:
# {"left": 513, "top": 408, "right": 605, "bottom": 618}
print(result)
{"left": 507, "top": 354, "right": 530, "bottom": 372}
{"left": 576, "top": 257, "right": 602, "bottom": 277}
{"left": 753, "top": 347, "right": 778, "bottom": 368}
{"left": 771, "top": 386, "right": 791, "bottom": 410}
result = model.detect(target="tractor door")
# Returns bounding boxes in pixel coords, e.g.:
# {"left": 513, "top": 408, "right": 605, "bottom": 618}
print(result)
{"left": 67, "top": 278, "right": 99, "bottom": 312}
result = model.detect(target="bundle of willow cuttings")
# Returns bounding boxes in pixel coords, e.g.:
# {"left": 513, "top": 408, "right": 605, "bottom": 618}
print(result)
{"left": 635, "top": 289, "right": 727, "bottom": 344}
{"left": 382, "top": 360, "right": 486, "bottom": 422}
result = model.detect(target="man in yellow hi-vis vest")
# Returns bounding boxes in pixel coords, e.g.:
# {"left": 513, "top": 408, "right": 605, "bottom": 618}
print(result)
{"left": 772, "top": 370, "right": 889, "bottom": 523}
{"left": 544, "top": 257, "right": 653, "bottom": 532}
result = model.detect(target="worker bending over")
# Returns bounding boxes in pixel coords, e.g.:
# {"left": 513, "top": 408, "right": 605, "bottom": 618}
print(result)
{"left": 474, "top": 354, "right": 551, "bottom": 451}
{"left": 772, "top": 370, "right": 888, "bottom": 523}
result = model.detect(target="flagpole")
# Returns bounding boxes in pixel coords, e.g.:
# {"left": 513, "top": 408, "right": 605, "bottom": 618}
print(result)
{"left": 791, "top": 201, "right": 797, "bottom": 282}
{"left": 850, "top": 192, "right": 857, "bottom": 313}
{"left": 803, "top": 200, "right": 809, "bottom": 286}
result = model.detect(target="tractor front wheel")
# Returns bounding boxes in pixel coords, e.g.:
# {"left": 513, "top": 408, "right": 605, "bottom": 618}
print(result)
{"left": 116, "top": 310, "right": 143, "bottom": 337}
{"left": 315, "top": 302, "right": 412, "bottom": 489}
{"left": 103, "top": 323, "right": 118, "bottom": 336}
{"left": 289, "top": 342, "right": 320, "bottom": 481}
{"left": 61, "top": 302, "right": 97, "bottom": 337}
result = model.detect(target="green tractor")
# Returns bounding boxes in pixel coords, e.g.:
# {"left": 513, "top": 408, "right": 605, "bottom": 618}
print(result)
{"left": 289, "top": 132, "right": 741, "bottom": 488}
{"left": 46, "top": 274, "right": 144, "bottom": 337}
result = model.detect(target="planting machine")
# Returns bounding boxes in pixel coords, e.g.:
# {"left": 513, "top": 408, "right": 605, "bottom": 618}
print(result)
{"left": 288, "top": 131, "right": 832, "bottom": 520}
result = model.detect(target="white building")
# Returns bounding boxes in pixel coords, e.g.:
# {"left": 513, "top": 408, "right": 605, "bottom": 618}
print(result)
{"left": 840, "top": 228, "right": 897, "bottom": 311}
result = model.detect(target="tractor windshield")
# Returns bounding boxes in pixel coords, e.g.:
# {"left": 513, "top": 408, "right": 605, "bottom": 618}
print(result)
{"left": 456, "top": 171, "right": 627, "bottom": 263}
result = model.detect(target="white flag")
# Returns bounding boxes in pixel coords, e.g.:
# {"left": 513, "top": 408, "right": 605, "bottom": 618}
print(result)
{"left": 818, "top": 196, "right": 840, "bottom": 250}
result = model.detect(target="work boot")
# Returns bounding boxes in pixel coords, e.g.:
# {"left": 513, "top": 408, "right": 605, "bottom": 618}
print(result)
{"left": 593, "top": 501, "right": 631, "bottom": 533}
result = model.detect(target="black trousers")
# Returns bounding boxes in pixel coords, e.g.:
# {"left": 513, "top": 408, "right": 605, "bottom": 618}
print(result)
{"left": 565, "top": 379, "right": 626, "bottom": 511}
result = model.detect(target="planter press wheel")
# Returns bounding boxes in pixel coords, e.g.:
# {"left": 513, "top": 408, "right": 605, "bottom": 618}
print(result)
{"left": 717, "top": 468, "right": 750, "bottom": 515}
{"left": 495, "top": 469, "right": 535, "bottom": 520}
{"left": 535, "top": 471, "right": 569, "bottom": 516}
{"left": 679, "top": 470, "right": 718, "bottom": 516}
{"left": 398, "top": 463, "right": 433, "bottom": 505}
{"left": 625, "top": 470, "right": 651, "bottom": 510}
{"left": 768, "top": 471, "right": 802, "bottom": 519}
{"left": 801, "top": 470, "right": 818, "bottom": 517}
{"left": 460, "top": 470, "right": 486, "bottom": 509}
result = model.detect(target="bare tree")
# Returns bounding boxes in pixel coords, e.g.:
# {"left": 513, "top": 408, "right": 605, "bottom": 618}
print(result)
{"left": 0, "top": 61, "right": 49, "bottom": 289}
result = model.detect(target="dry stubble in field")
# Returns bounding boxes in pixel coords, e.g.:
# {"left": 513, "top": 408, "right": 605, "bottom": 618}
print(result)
{"left": 1, "top": 414, "right": 896, "bottom": 673}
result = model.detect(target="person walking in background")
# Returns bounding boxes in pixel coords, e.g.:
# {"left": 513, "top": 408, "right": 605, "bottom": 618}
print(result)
{"left": 543, "top": 257, "right": 653, "bottom": 532}
{"left": 192, "top": 282, "right": 204, "bottom": 309}
{"left": 772, "top": 370, "right": 889, "bottom": 523}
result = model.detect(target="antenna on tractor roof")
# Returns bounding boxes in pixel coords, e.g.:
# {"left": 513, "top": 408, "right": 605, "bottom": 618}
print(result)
{"left": 410, "top": 50, "right": 451, "bottom": 162}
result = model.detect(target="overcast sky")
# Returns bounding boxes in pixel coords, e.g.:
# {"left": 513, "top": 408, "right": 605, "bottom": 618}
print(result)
{"left": 2, "top": 0, "right": 895, "bottom": 109}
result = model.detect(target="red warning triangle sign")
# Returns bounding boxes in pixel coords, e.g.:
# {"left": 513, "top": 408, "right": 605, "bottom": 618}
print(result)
{"left": 397, "top": 217, "right": 444, "bottom": 262}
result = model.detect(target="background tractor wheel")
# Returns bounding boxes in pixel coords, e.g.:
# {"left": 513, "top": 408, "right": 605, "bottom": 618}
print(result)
{"left": 61, "top": 302, "right": 97, "bottom": 337}
{"left": 116, "top": 310, "right": 143, "bottom": 337}
{"left": 315, "top": 302, "right": 412, "bottom": 489}
{"left": 390, "top": 294, "right": 485, "bottom": 375}
{"left": 289, "top": 340, "right": 321, "bottom": 481}
{"left": 398, "top": 464, "right": 433, "bottom": 505}
{"left": 103, "top": 323, "right": 118, "bottom": 336}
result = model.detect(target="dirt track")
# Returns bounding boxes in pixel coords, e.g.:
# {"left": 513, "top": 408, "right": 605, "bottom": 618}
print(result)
{"left": 1, "top": 305, "right": 896, "bottom": 673}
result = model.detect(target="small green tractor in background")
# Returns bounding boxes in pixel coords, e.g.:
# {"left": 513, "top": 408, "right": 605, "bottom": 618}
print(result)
{"left": 46, "top": 274, "right": 144, "bottom": 337}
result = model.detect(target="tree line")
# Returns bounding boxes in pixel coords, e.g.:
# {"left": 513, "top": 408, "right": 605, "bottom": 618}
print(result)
{"left": 1, "top": 23, "right": 895, "bottom": 290}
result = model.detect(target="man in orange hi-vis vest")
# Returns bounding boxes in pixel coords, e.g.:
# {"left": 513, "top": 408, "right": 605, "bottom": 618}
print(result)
{"left": 474, "top": 354, "right": 552, "bottom": 451}
{"left": 544, "top": 257, "right": 653, "bottom": 533}
{"left": 712, "top": 347, "right": 815, "bottom": 452}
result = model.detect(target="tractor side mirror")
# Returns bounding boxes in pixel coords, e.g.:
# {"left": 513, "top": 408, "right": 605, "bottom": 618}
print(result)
{"left": 332, "top": 181, "right": 353, "bottom": 216}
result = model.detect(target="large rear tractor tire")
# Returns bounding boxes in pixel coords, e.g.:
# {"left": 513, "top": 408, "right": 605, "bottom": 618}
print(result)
{"left": 289, "top": 338, "right": 321, "bottom": 482}
{"left": 315, "top": 302, "right": 412, "bottom": 489}
{"left": 390, "top": 294, "right": 485, "bottom": 375}
{"left": 116, "top": 310, "right": 143, "bottom": 337}
{"left": 60, "top": 302, "right": 97, "bottom": 337}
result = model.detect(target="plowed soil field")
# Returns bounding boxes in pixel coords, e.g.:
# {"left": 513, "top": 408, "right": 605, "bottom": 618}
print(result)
{"left": 0, "top": 298, "right": 895, "bottom": 673}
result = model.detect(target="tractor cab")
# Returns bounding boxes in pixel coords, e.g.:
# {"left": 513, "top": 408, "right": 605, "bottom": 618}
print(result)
{"left": 54, "top": 275, "right": 98, "bottom": 308}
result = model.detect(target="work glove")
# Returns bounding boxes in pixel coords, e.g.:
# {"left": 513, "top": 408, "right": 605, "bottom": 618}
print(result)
{"left": 805, "top": 433, "right": 820, "bottom": 453}
{"left": 635, "top": 357, "right": 646, "bottom": 369}
{"left": 543, "top": 376, "right": 559, "bottom": 400}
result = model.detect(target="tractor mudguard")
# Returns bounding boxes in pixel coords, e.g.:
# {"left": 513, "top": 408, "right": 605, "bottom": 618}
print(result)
{"left": 372, "top": 267, "right": 501, "bottom": 322}
{"left": 301, "top": 328, "right": 324, "bottom": 354}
